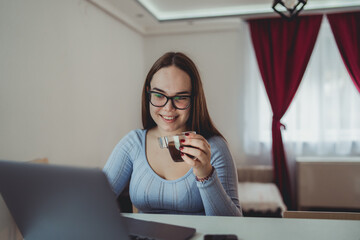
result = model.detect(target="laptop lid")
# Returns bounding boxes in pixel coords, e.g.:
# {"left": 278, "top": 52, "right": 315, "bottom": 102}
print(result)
{"left": 0, "top": 160, "right": 196, "bottom": 240}
{"left": 0, "top": 160, "right": 129, "bottom": 240}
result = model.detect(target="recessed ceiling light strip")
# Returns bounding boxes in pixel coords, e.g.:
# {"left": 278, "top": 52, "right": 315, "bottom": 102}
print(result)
{"left": 136, "top": 0, "right": 360, "bottom": 21}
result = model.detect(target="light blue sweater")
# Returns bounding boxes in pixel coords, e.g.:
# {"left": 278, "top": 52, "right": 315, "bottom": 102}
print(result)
{"left": 103, "top": 129, "right": 242, "bottom": 216}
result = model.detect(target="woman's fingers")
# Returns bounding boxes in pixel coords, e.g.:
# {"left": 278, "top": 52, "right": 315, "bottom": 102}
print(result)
{"left": 180, "top": 133, "right": 213, "bottom": 177}
{"left": 180, "top": 146, "right": 207, "bottom": 163}
{"left": 185, "top": 132, "right": 210, "bottom": 148}
{"left": 181, "top": 152, "right": 197, "bottom": 166}
{"left": 181, "top": 134, "right": 211, "bottom": 157}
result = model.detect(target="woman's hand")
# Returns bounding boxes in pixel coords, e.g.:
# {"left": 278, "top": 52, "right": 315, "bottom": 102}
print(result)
{"left": 180, "top": 132, "right": 213, "bottom": 178}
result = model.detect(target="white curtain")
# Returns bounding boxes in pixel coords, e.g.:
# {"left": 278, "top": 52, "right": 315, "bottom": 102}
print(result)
{"left": 243, "top": 16, "right": 360, "bottom": 165}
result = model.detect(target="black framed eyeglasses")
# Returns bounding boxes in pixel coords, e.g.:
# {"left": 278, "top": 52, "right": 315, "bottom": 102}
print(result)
{"left": 148, "top": 91, "right": 192, "bottom": 110}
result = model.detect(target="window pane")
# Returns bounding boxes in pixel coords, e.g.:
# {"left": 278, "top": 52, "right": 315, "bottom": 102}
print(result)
{"left": 244, "top": 17, "right": 360, "bottom": 156}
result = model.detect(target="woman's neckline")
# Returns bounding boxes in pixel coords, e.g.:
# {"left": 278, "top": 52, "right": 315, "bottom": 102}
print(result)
{"left": 142, "top": 129, "right": 193, "bottom": 183}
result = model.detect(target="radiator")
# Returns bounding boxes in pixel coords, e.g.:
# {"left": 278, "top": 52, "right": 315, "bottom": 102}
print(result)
{"left": 297, "top": 157, "right": 360, "bottom": 210}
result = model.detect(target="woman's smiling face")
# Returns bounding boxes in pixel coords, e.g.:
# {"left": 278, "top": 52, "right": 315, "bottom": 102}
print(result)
{"left": 149, "top": 65, "right": 192, "bottom": 136}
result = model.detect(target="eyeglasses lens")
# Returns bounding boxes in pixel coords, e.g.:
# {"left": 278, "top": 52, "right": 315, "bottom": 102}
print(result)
{"left": 149, "top": 92, "right": 190, "bottom": 110}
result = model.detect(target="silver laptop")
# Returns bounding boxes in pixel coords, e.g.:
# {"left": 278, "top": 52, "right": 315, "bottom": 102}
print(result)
{"left": 0, "top": 160, "right": 196, "bottom": 240}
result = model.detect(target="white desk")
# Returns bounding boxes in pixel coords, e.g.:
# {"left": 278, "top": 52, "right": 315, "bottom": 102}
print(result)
{"left": 123, "top": 213, "right": 360, "bottom": 240}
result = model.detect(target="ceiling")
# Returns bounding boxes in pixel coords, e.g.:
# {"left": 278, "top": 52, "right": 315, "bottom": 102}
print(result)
{"left": 87, "top": 0, "right": 360, "bottom": 35}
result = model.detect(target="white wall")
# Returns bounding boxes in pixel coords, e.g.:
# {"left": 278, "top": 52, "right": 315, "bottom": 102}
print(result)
{"left": 0, "top": 0, "right": 145, "bottom": 238}
{"left": 0, "top": 0, "right": 144, "bottom": 168}
{"left": 0, "top": 1, "right": 250, "bottom": 169}
{"left": 0, "top": 1, "right": 255, "bottom": 238}
{"left": 144, "top": 28, "right": 248, "bottom": 165}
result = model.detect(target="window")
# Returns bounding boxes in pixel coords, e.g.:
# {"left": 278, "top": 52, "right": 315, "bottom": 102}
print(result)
{"left": 243, "top": 17, "right": 360, "bottom": 158}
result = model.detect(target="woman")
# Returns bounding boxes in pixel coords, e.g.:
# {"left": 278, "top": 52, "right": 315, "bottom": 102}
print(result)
{"left": 103, "top": 52, "right": 242, "bottom": 216}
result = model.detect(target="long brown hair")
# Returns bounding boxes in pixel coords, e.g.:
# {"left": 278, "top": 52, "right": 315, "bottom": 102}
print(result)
{"left": 141, "top": 52, "right": 223, "bottom": 139}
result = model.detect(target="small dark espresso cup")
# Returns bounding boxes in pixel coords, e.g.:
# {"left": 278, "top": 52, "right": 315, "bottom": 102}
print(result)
{"left": 158, "top": 131, "right": 196, "bottom": 162}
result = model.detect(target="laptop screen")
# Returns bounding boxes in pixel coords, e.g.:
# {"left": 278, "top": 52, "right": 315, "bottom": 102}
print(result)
{"left": 0, "top": 160, "right": 196, "bottom": 240}
{"left": 0, "top": 160, "right": 129, "bottom": 240}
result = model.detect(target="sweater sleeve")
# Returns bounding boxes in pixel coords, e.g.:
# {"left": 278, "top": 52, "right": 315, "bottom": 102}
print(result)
{"left": 196, "top": 136, "right": 243, "bottom": 216}
{"left": 103, "top": 130, "right": 141, "bottom": 197}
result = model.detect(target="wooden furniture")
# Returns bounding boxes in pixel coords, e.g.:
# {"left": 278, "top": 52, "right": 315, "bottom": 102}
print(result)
{"left": 0, "top": 195, "right": 23, "bottom": 240}
{"left": 283, "top": 210, "right": 360, "bottom": 220}
{"left": 29, "top": 158, "right": 49, "bottom": 164}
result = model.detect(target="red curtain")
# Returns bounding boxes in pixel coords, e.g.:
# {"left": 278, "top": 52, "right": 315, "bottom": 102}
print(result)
{"left": 328, "top": 12, "right": 360, "bottom": 93}
{"left": 249, "top": 15, "right": 322, "bottom": 209}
